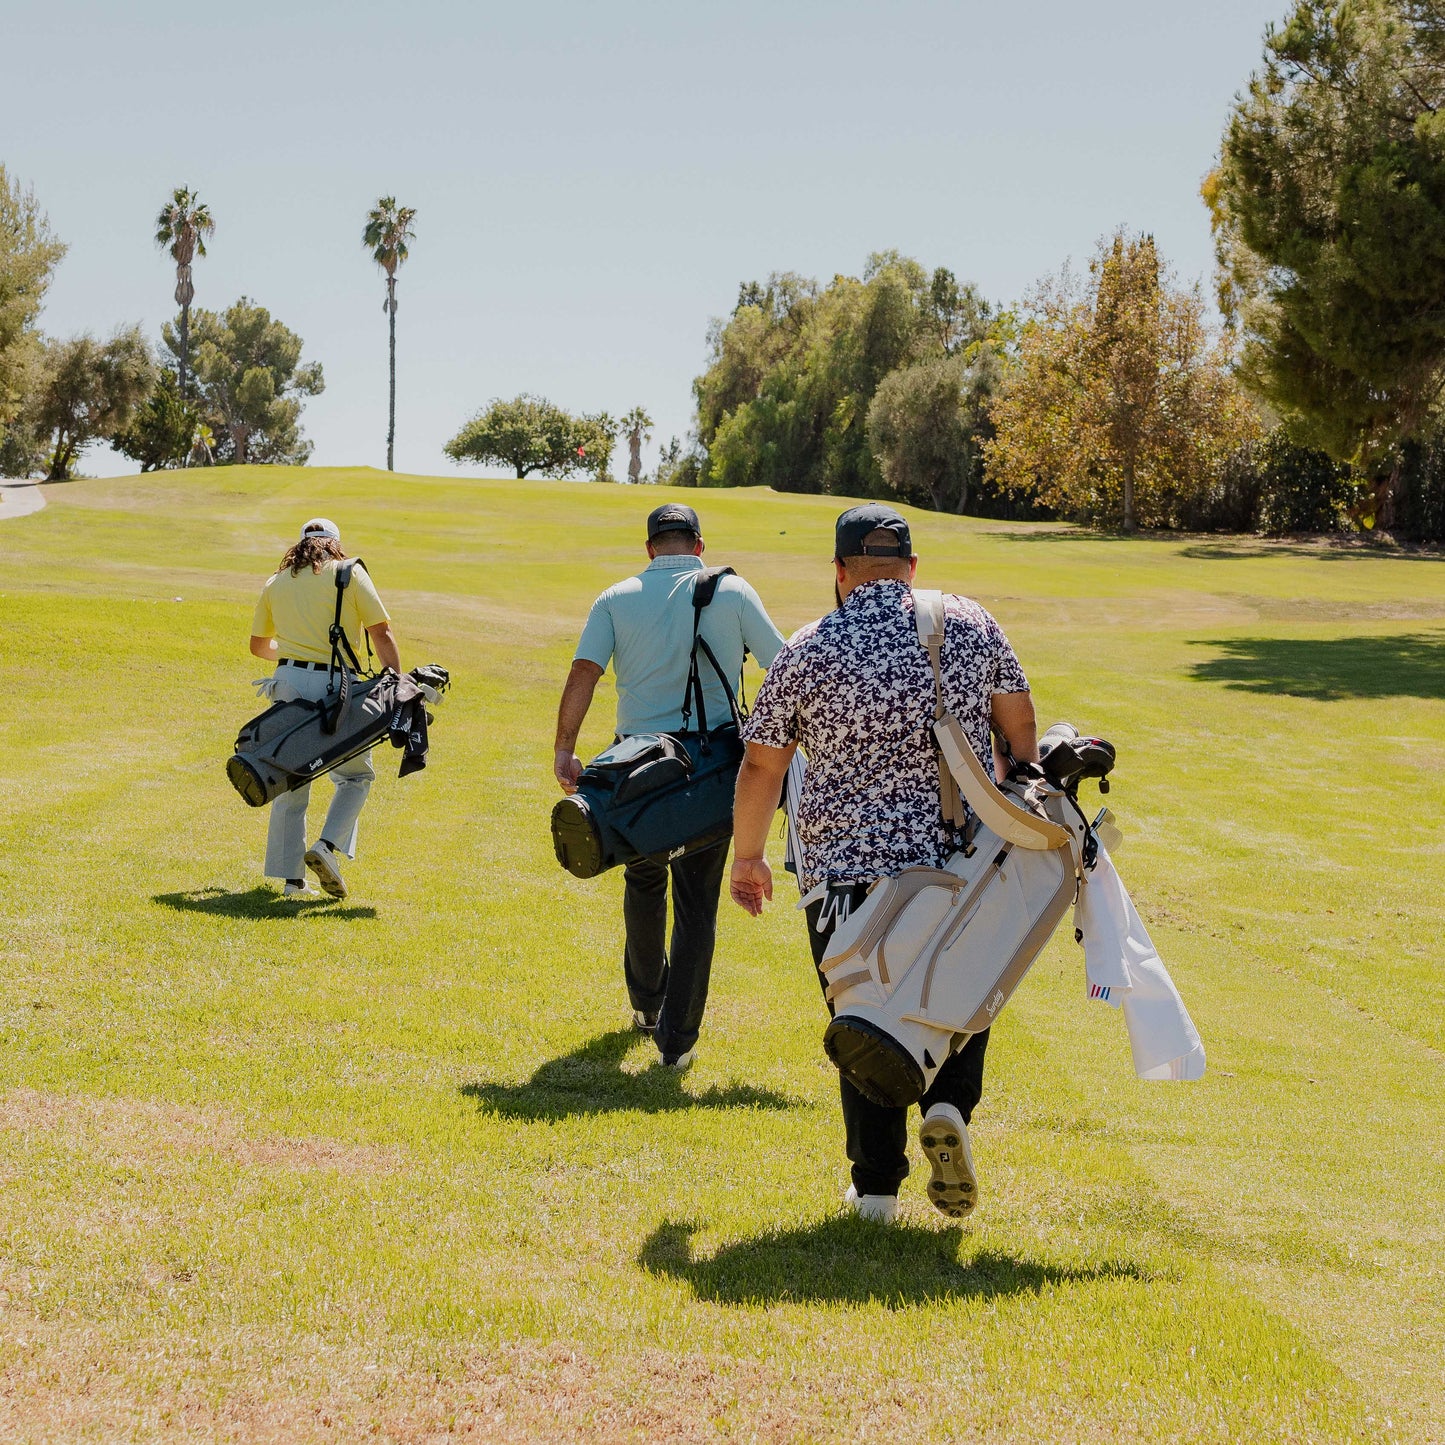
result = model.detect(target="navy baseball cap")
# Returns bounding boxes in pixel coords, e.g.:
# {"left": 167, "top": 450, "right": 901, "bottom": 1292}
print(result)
{"left": 647, "top": 503, "right": 701, "bottom": 540}
{"left": 834, "top": 503, "right": 912, "bottom": 560}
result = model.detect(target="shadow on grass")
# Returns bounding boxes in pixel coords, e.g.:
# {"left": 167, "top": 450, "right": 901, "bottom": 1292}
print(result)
{"left": 1187, "top": 633, "right": 1445, "bottom": 700}
{"left": 640, "top": 1219, "right": 1146, "bottom": 1307}
{"left": 152, "top": 887, "right": 378, "bottom": 922}
{"left": 984, "top": 529, "right": 1443, "bottom": 560}
{"left": 461, "top": 1028, "right": 798, "bottom": 1120}
{"left": 1177, "top": 540, "right": 1443, "bottom": 562}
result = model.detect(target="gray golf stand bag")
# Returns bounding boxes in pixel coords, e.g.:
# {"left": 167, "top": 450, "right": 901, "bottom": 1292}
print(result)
{"left": 819, "top": 590, "right": 1115, "bottom": 1110}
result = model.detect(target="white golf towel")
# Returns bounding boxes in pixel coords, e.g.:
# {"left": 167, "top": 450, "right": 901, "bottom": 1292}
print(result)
{"left": 1073, "top": 844, "right": 1207, "bottom": 1081}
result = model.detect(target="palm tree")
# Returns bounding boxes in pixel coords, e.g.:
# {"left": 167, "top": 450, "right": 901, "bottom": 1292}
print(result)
{"left": 620, "top": 406, "right": 654, "bottom": 484}
{"left": 154, "top": 187, "right": 215, "bottom": 401}
{"left": 362, "top": 197, "right": 418, "bottom": 472}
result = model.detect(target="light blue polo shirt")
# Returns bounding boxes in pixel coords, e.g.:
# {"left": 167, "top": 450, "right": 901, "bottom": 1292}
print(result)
{"left": 575, "top": 555, "right": 785, "bottom": 735}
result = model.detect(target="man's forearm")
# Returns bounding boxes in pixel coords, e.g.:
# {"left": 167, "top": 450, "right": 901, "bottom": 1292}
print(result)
{"left": 991, "top": 690, "right": 1040, "bottom": 769}
{"left": 369, "top": 625, "right": 401, "bottom": 673}
{"left": 733, "top": 750, "right": 791, "bottom": 858}
{"left": 555, "top": 662, "right": 602, "bottom": 751}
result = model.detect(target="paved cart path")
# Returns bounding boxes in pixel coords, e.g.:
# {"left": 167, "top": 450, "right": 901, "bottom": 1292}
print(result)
{"left": 0, "top": 481, "right": 46, "bottom": 521}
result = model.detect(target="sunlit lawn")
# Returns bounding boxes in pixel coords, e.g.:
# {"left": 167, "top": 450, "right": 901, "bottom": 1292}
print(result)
{"left": 0, "top": 466, "right": 1441, "bottom": 1441}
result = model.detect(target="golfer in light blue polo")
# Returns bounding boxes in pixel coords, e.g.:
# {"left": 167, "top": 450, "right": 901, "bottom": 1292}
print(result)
{"left": 553, "top": 504, "right": 785, "bottom": 1068}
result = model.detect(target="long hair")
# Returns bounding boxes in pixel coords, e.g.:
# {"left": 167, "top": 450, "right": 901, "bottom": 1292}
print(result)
{"left": 278, "top": 536, "right": 346, "bottom": 576}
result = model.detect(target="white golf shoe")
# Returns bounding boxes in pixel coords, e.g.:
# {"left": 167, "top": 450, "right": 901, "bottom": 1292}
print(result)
{"left": 304, "top": 841, "right": 347, "bottom": 899}
{"left": 844, "top": 1184, "right": 898, "bottom": 1224}
{"left": 918, "top": 1103, "right": 978, "bottom": 1219}
{"left": 283, "top": 880, "right": 321, "bottom": 898}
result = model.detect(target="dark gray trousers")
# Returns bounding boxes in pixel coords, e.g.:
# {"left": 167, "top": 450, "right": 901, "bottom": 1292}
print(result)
{"left": 622, "top": 840, "right": 729, "bottom": 1057}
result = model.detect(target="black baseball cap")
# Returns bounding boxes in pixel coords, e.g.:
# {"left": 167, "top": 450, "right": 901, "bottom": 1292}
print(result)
{"left": 647, "top": 503, "right": 701, "bottom": 540}
{"left": 834, "top": 503, "right": 913, "bottom": 560}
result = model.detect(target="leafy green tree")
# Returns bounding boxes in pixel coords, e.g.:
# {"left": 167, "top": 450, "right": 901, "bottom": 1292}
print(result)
{"left": 30, "top": 327, "right": 155, "bottom": 480}
{"left": 620, "top": 406, "right": 653, "bottom": 483}
{"left": 700, "top": 256, "right": 933, "bottom": 496}
{"left": 165, "top": 298, "right": 324, "bottom": 465}
{"left": 0, "top": 168, "right": 66, "bottom": 462}
{"left": 362, "top": 197, "right": 417, "bottom": 472}
{"left": 986, "top": 230, "right": 1259, "bottom": 531}
{"left": 1206, "top": 0, "right": 1445, "bottom": 525}
{"left": 444, "top": 394, "right": 616, "bottom": 479}
{"left": 867, "top": 320, "right": 1008, "bottom": 514}
{"left": 112, "top": 369, "right": 199, "bottom": 471}
{"left": 154, "top": 187, "right": 214, "bottom": 401}
{"left": 692, "top": 255, "right": 1011, "bottom": 505}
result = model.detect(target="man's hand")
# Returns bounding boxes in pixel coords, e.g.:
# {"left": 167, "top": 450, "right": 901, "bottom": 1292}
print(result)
{"left": 730, "top": 856, "right": 773, "bottom": 917}
{"left": 555, "top": 748, "right": 583, "bottom": 794}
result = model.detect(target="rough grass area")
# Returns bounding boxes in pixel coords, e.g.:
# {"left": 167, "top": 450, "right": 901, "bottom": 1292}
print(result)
{"left": 1, "top": 466, "right": 1442, "bottom": 1443}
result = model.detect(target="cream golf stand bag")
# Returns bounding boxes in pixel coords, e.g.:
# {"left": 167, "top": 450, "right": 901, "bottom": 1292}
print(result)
{"left": 818, "top": 591, "right": 1116, "bottom": 1111}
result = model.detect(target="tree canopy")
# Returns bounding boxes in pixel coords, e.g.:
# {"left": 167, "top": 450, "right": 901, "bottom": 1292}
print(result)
{"left": 444, "top": 395, "right": 617, "bottom": 480}
{"left": 112, "top": 369, "right": 200, "bottom": 472}
{"left": 986, "top": 230, "right": 1259, "bottom": 531}
{"left": 29, "top": 327, "right": 155, "bottom": 480}
{"left": 164, "top": 298, "right": 324, "bottom": 465}
{"left": 1206, "top": 0, "right": 1445, "bottom": 519}
{"left": 694, "top": 253, "right": 1003, "bottom": 501}
{"left": 0, "top": 168, "right": 67, "bottom": 456}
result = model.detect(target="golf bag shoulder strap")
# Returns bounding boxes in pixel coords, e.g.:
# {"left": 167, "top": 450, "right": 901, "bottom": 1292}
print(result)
{"left": 912, "top": 589, "right": 1071, "bottom": 853}
{"left": 328, "top": 559, "right": 372, "bottom": 676}
{"left": 321, "top": 559, "right": 376, "bottom": 735}
{"left": 692, "top": 565, "right": 736, "bottom": 610}
{"left": 913, "top": 590, "right": 966, "bottom": 837}
{"left": 680, "top": 566, "right": 743, "bottom": 734}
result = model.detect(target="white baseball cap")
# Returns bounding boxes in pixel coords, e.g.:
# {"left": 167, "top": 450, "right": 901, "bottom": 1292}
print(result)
{"left": 299, "top": 517, "right": 340, "bottom": 542}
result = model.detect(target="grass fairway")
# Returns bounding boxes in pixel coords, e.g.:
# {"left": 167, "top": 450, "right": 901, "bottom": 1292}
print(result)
{"left": 1, "top": 465, "right": 1442, "bottom": 1443}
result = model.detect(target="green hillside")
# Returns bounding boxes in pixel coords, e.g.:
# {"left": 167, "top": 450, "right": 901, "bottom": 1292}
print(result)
{"left": 1, "top": 466, "right": 1441, "bottom": 1442}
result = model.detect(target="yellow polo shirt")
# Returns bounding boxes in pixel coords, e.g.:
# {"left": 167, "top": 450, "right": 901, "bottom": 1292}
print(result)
{"left": 252, "top": 559, "right": 389, "bottom": 665}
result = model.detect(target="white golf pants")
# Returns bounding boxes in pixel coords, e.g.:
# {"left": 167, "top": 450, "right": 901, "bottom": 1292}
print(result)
{"left": 262, "top": 666, "right": 376, "bottom": 880}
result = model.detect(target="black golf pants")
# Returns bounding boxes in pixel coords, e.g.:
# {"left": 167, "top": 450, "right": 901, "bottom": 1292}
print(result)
{"left": 806, "top": 892, "right": 990, "bottom": 1199}
{"left": 622, "top": 840, "right": 729, "bottom": 1058}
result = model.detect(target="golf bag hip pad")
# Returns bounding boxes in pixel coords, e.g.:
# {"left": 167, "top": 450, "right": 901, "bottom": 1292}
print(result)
{"left": 552, "top": 727, "right": 743, "bottom": 879}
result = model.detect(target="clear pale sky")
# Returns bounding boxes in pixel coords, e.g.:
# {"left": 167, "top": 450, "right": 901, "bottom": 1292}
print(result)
{"left": 2, "top": 0, "right": 1283, "bottom": 480}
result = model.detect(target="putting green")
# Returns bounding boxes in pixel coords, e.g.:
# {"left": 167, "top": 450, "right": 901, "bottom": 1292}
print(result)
{"left": 0, "top": 466, "right": 1441, "bottom": 1441}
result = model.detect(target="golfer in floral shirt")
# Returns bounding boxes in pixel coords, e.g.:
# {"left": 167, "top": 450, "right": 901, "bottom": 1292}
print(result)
{"left": 730, "top": 504, "right": 1039, "bottom": 1223}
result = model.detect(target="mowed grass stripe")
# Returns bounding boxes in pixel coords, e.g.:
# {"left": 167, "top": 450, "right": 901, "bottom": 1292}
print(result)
{"left": 1, "top": 466, "right": 1440, "bottom": 1441}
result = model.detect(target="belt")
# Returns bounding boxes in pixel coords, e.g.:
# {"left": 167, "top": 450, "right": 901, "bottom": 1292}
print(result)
{"left": 277, "top": 658, "right": 331, "bottom": 671}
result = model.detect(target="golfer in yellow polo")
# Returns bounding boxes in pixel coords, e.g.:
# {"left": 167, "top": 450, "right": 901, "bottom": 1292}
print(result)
{"left": 248, "top": 518, "right": 401, "bottom": 899}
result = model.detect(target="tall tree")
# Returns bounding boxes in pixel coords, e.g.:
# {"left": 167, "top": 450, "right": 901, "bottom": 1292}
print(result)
{"left": 0, "top": 167, "right": 67, "bottom": 459}
{"left": 986, "top": 230, "right": 1259, "bottom": 531}
{"left": 361, "top": 196, "right": 417, "bottom": 472}
{"left": 444, "top": 394, "right": 615, "bottom": 479}
{"left": 154, "top": 187, "right": 214, "bottom": 403}
{"left": 619, "top": 406, "right": 653, "bottom": 483}
{"left": 31, "top": 327, "right": 155, "bottom": 480}
{"left": 1206, "top": 0, "right": 1445, "bottom": 524}
{"left": 163, "top": 298, "right": 324, "bottom": 465}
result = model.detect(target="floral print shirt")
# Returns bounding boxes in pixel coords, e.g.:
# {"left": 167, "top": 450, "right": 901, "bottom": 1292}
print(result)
{"left": 743, "top": 579, "right": 1029, "bottom": 890}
